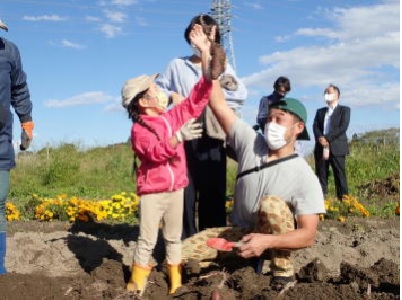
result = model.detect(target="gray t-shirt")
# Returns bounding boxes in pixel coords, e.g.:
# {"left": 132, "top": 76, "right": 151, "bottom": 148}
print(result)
{"left": 228, "top": 119, "right": 325, "bottom": 228}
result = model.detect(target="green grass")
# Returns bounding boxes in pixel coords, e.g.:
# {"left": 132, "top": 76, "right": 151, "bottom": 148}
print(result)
{"left": 9, "top": 142, "right": 135, "bottom": 200}
{"left": 305, "top": 128, "right": 400, "bottom": 217}
{"left": 9, "top": 128, "right": 400, "bottom": 218}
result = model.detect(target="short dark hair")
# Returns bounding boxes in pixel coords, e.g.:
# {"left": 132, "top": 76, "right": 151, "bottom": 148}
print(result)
{"left": 273, "top": 76, "right": 291, "bottom": 92}
{"left": 184, "top": 14, "right": 221, "bottom": 45}
{"left": 329, "top": 84, "right": 340, "bottom": 97}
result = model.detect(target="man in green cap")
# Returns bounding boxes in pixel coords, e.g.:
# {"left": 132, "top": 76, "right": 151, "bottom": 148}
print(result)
{"left": 201, "top": 87, "right": 325, "bottom": 290}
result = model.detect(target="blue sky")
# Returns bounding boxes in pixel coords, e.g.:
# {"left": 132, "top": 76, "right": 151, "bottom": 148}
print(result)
{"left": 1, "top": 0, "right": 400, "bottom": 152}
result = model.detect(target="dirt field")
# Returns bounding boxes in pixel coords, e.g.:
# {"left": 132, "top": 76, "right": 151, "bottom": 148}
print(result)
{"left": 0, "top": 215, "right": 399, "bottom": 300}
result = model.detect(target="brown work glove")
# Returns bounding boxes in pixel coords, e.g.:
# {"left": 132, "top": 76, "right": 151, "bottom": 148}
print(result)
{"left": 210, "top": 41, "right": 226, "bottom": 80}
{"left": 20, "top": 121, "right": 34, "bottom": 150}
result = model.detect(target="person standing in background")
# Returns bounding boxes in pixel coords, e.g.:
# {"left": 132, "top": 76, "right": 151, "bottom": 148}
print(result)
{"left": 156, "top": 14, "right": 247, "bottom": 239}
{"left": 254, "top": 76, "right": 307, "bottom": 156}
{"left": 255, "top": 76, "right": 290, "bottom": 132}
{"left": 0, "top": 18, "right": 34, "bottom": 275}
{"left": 313, "top": 84, "right": 350, "bottom": 200}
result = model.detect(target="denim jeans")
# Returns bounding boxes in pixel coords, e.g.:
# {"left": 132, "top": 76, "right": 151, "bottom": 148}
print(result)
{"left": 0, "top": 170, "right": 9, "bottom": 232}
{"left": 0, "top": 170, "right": 9, "bottom": 274}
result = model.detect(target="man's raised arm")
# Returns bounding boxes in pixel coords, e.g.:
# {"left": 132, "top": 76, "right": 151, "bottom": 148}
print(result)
{"left": 209, "top": 80, "right": 238, "bottom": 135}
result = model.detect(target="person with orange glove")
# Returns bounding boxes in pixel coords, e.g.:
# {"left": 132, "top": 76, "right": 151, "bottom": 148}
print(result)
{"left": 0, "top": 18, "right": 33, "bottom": 275}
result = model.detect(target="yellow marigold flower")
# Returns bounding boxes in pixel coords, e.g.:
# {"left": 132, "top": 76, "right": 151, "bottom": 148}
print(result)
{"left": 131, "top": 195, "right": 139, "bottom": 205}
{"left": 338, "top": 216, "right": 347, "bottom": 223}
{"left": 112, "top": 195, "right": 123, "bottom": 202}
{"left": 6, "top": 203, "right": 20, "bottom": 221}
{"left": 330, "top": 206, "right": 339, "bottom": 212}
{"left": 122, "top": 201, "right": 132, "bottom": 208}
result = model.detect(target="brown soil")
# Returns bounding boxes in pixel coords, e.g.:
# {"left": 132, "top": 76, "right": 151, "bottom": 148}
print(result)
{"left": 357, "top": 173, "right": 400, "bottom": 198}
{"left": 0, "top": 216, "right": 400, "bottom": 300}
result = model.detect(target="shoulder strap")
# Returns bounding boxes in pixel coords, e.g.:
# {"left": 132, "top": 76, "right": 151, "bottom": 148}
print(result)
{"left": 236, "top": 153, "right": 298, "bottom": 180}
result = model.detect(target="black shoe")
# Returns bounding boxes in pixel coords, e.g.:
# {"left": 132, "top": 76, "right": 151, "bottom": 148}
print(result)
{"left": 271, "top": 275, "right": 296, "bottom": 291}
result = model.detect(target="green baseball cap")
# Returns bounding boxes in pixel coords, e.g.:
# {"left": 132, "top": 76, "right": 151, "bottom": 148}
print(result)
{"left": 269, "top": 98, "right": 310, "bottom": 140}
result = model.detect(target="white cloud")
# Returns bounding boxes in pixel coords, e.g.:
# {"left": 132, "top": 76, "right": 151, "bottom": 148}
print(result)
{"left": 104, "top": 101, "right": 125, "bottom": 112}
{"left": 44, "top": 92, "right": 113, "bottom": 108}
{"left": 85, "top": 16, "right": 102, "bottom": 22}
{"left": 98, "top": 0, "right": 138, "bottom": 6}
{"left": 243, "top": 2, "right": 264, "bottom": 10}
{"left": 104, "top": 9, "right": 126, "bottom": 23}
{"left": 331, "top": 3, "right": 399, "bottom": 42}
{"left": 60, "top": 39, "right": 86, "bottom": 50}
{"left": 23, "top": 15, "right": 67, "bottom": 22}
{"left": 275, "top": 35, "right": 291, "bottom": 43}
{"left": 100, "top": 24, "right": 122, "bottom": 38}
{"left": 295, "top": 27, "right": 339, "bottom": 39}
{"left": 243, "top": 1, "right": 400, "bottom": 109}
{"left": 136, "top": 16, "right": 148, "bottom": 27}
{"left": 112, "top": 0, "right": 138, "bottom": 6}
{"left": 343, "top": 83, "right": 400, "bottom": 107}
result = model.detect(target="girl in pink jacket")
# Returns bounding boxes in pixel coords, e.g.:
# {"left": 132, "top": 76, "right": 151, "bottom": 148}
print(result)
{"left": 121, "top": 24, "right": 224, "bottom": 296}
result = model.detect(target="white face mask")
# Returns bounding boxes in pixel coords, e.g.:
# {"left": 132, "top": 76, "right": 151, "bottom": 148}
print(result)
{"left": 324, "top": 94, "right": 335, "bottom": 102}
{"left": 191, "top": 44, "right": 201, "bottom": 57}
{"left": 264, "top": 122, "right": 288, "bottom": 150}
{"left": 156, "top": 92, "right": 168, "bottom": 111}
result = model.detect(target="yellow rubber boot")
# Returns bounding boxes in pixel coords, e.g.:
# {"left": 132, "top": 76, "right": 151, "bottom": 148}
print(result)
{"left": 168, "top": 264, "right": 182, "bottom": 294}
{"left": 126, "top": 264, "right": 151, "bottom": 295}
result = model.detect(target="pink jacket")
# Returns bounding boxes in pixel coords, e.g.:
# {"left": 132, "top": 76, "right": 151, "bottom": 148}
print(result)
{"left": 131, "top": 76, "right": 212, "bottom": 195}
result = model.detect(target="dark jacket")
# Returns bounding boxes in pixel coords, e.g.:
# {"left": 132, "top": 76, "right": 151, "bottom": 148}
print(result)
{"left": 313, "top": 105, "right": 351, "bottom": 156}
{"left": 256, "top": 91, "right": 284, "bottom": 128}
{"left": 0, "top": 37, "right": 32, "bottom": 170}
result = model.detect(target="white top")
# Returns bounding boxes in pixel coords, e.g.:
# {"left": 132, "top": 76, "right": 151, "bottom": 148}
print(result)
{"left": 323, "top": 104, "right": 338, "bottom": 135}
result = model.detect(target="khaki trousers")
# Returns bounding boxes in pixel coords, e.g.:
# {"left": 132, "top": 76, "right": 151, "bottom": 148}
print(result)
{"left": 135, "top": 189, "right": 184, "bottom": 266}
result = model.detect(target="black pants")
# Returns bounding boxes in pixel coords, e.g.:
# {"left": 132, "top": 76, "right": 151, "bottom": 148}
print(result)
{"left": 182, "top": 137, "right": 227, "bottom": 239}
{"left": 314, "top": 153, "right": 348, "bottom": 199}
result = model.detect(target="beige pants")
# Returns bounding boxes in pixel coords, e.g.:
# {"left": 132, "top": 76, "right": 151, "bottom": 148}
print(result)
{"left": 182, "top": 195, "right": 295, "bottom": 277}
{"left": 134, "top": 189, "right": 184, "bottom": 266}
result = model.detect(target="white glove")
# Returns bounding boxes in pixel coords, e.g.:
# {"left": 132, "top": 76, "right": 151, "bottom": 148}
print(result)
{"left": 175, "top": 118, "right": 202, "bottom": 142}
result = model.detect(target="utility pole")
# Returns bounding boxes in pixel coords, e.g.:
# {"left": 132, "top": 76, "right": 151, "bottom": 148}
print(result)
{"left": 209, "top": 0, "right": 236, "bottom": 71}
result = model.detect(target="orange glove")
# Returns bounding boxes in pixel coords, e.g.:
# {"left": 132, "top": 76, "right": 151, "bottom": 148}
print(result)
{"left": 20, "top": 121, "right": 34, "bottom": 150}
